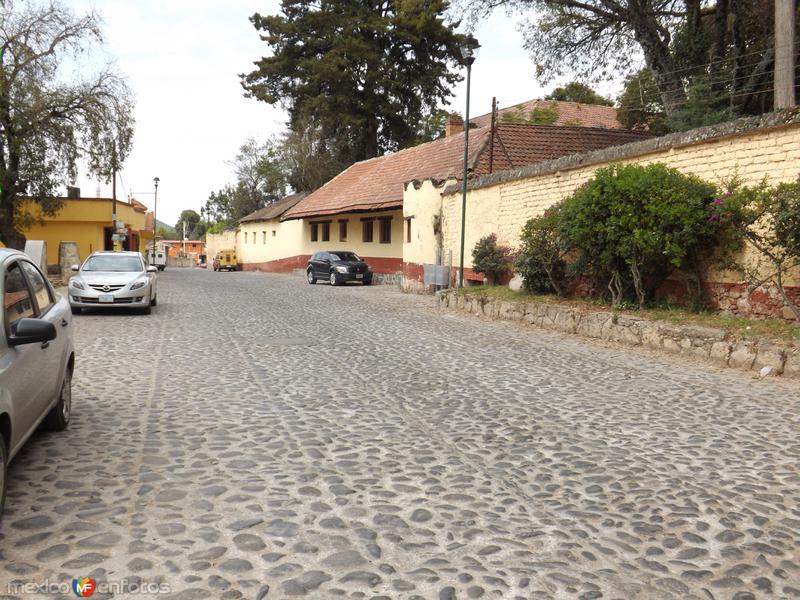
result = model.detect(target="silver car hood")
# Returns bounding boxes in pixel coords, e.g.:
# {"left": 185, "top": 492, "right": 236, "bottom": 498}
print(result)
{"left": 77, "top": 271, "right": 146, "bottom": 284}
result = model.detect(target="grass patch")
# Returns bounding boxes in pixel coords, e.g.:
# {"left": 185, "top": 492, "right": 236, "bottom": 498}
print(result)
{"left": 456, "top": 285, "right": 800, "bottom": 343}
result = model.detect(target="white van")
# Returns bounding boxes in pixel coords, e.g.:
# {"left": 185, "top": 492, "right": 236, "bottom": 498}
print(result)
{"left": 148, "top": 249, "right": 167, "bottom": 271}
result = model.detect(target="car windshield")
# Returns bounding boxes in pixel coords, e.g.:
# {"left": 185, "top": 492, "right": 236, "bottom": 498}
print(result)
{"left": 82, "top": 255, "right": 143, "bottom": 272}
{"left": 330, "top": 252, "right": 361, "bottom": 262}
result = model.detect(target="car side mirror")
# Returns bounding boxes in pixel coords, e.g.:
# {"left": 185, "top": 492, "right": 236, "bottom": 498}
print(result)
{"left": 8, "top": 318, "right": 57, "bottom": 347}
{"left": 146, "top": 265, "right": 158, "bottom": 273}
{"left": 70, "top": 264, "right": 80, "bottom": 272}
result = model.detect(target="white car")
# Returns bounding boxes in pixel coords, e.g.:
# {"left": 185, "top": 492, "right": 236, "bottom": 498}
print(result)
{"left": 69, "top": 251, "right": 158, "bottom": 315}
{"left": 1, "top": 249, "right": 75, "bottom": 517}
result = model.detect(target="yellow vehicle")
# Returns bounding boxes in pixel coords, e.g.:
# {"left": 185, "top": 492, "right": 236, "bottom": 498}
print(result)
{"left": 212, "top": 249, "right": 239, "bottom": 272}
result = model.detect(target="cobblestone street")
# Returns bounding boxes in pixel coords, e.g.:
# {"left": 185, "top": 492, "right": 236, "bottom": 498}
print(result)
{"left": 1, "top": 268, "right": 799, "bottom": 599}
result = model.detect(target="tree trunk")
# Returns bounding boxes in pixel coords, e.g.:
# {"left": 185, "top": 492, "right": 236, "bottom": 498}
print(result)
{"left": 629, "top": 6, "right": 688, "bottom": 114}
{"left": 0, "top": 193, "right": 26, "bottom": 249}
{"left": 364, "top": 114, "right": 379, "bottom": 159}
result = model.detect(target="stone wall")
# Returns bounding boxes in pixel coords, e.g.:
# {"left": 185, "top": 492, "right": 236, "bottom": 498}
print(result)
{"left": 438, "top": 110, "right": 800, "bottom": 317}
{"left": 438, "top": 290, "right": 799, "bottom": 380}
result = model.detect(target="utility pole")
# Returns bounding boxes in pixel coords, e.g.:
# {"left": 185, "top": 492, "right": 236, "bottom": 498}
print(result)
{"left": 774, "top": 0, "right": 796, "bottom": 109}
{"left": 182, "top": 220, "right": 187, "bottom": 257}
{"left": 111, "top": 142, "right": 119, "bottom": 251}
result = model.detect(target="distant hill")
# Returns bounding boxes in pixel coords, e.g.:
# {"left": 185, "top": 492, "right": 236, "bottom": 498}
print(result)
{"left": 155, "top": 220, "right": 178, "bottom": 239}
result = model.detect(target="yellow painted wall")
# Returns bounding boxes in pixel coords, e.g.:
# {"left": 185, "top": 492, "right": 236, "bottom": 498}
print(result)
{"left": 20, "top": 198, "right": 149, "bottom": 264}
{"left": 440, "top": 122, "right": 800, "bottom": 286}
{"left": 239, "top": 218, "right": 304, "bottom": 264}
{"left": 295, "top": 210, "right": 404, "bottom": 261}
{"left": 205, "top": 229, "right": 239, "bottom": 268}
{"left": 403, "top": 179, "right": 455, "bottom": 267}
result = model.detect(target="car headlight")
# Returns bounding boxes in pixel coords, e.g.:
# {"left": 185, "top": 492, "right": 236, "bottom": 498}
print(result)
{"left": 130, "top": 279, "right": 148, "bottom": 290}
{"left": 335, "top": 266, "right": 348, "bottom": 273}
{"left": 70, "top": 279, "right": 84, "bottom": 290}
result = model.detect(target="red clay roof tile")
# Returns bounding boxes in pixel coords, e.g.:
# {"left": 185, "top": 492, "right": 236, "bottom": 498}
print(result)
{"left": 471, "top": 100, "right": 622, "bottom": 130}
{"left": 283, "top": 123, "right": 651, "bottom": 220}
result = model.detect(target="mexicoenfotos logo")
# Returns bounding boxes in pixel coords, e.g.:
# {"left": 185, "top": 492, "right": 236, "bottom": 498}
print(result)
{"left": 72, "top": 577, "right": 96, "bottom": 597}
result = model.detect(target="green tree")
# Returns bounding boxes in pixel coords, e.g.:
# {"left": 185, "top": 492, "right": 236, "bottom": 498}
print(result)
{"left": 516, "top": 205, "right": 568, "bottom": 295}
{"left": 463, "top": 0, "right": 785, "bottom": 120}
{"left": 175, "top": 210, "right": 201, "bottom": 239}
{"left": 722, "top": 178, "right": 800, "bottom": 322}
{"left": 277, "top": 115, "right": 350, "bottom": 193}
{"left": 241, "top": 0, "right": 466, "bottom": 163}
{"left": 231, "top": 138, "right": 287, "bottom": 213}
{"left": 0, "top": 0, "right": 135, "bottom": 248}
{"left": 471, "top": 234, "right": 515, "bottom": 285}
{"left": 616, "top": 69, "right": 668, "bottom": 134}
{"left": 545, "top": 81, "right": 612, "bottom": 106}
{"left": 559, "top": 163, "right": 720, "bottom": 309}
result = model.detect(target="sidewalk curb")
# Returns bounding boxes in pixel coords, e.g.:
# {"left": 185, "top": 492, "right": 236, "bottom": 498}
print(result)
{"left": 437, "top": 290, "right": 799, "bottom": 380}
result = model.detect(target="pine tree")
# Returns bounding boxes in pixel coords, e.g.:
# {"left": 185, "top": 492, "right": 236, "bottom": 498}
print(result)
{"left": 241, "top": 0, "right": 466, "bottom": 167}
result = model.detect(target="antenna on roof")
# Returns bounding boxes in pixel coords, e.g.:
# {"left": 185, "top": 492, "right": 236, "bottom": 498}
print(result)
{"left": 488, "top": 97, "right": 497, "bottom": 174}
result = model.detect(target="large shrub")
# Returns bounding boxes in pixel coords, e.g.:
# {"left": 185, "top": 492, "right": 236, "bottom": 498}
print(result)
{"left": 516, "top": 205, "right": 568, "bottom": 295}
{"left": 471, "top": 234, "right": 515, "bottom": 285}
{"left": 559, "top": 163, "right": 719, "bottom": 309}
{"left": 723, "top": 177, "right": 800, "bottom": 321}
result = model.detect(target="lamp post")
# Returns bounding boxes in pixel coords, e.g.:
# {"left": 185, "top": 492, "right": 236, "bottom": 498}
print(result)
{"left": 458, "top": 35, "right": 480, "bottom": 288}
{"left": 152, "top": 177, "right": 160, "bottom": 258}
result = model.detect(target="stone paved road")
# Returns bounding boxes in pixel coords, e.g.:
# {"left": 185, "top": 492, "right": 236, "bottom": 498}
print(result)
{"left": 1, "top": 269, "right": 799, "bottom": 600}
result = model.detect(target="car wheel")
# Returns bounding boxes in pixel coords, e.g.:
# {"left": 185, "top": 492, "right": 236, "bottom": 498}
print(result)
{"left": 0, "top": 436, "right": 6, "bottom": 519}
{"left": 329, "top": 271, "right": 338, "bottom": 286}
{"left": 143, "top": 299, "right": 152, "bottom": 315}
{"left": 151, "top": 295, "right": 157, "bottom": 307}
{"left": 44, "top": 366, "right": 71, "bottom": 431}
{"left": 363, "top": 277, "right": 372, "bottom": 286}
{"left": 70, "top": 306, "right": 81, "bottom": 315}
{"left": 307, "top": 269, "right": 316, "bottom": 284}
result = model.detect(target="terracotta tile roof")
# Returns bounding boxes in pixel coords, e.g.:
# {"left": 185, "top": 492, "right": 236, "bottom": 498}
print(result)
{"left": 239, "top": 193, "right": 308, "bottom": 223}
{"left": 473, "top": 124, "right": 651, "bottom": 175}
{"left": 283, "top": 129, "right": 493, "bottom": 220}
{"left": 130, "top": 198, "right": 148, "bottom": 212}
{"left": 283, "top": 123, "right": 650, "bottom": 220}
{"left": 471, "top": 100, "right": 622, "bottom": 130}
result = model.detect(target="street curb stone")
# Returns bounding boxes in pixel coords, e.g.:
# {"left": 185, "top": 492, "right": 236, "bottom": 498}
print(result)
{"left": 437, "top": 290, "right": 797, "bottom": 379}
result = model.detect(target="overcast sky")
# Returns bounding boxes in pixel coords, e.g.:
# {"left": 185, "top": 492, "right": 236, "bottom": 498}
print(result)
{"left": 68, "top": 1, "right": 617, "bottom": 225}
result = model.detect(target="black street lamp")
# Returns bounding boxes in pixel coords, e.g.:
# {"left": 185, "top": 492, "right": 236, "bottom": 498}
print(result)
{"left": 152, "top": 177, "right": 160, "bottom": 257}
{"left": 458, "top": 35, "right": 480, "bottom": 288}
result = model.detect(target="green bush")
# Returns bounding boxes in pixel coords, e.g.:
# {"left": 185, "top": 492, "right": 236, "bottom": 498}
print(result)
{"left": 558, "top": 163, "right": 720, "bottom": 308}
{"left": 723, "top": 177, "right": 800, "bottom": 321}
{"left": 472, "top": 234, "right": 515, "bottom": 285}
{"left": 516, "top": 205, "right": 568, "bottom": 295}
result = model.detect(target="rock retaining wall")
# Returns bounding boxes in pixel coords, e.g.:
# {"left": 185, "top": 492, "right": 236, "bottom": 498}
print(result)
{"left": 437, "top": 290, "right": 799, "bottom": 380}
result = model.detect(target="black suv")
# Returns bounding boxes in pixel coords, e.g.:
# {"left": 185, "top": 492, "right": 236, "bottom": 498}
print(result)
{"left": 307, "top": 251, "right": 373, "bottom": 286}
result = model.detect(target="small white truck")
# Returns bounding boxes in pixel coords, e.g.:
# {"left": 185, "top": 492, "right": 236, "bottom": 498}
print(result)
{"left": 148, "top": 249, "right": 167, "bottom": 271}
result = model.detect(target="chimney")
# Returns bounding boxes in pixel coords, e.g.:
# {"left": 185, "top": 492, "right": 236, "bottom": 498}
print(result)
{"left": 445, "top": 114, "right": 464, "bottom": 137}
{"left": 67, "top": 186, "right": 81, "bottom": 199}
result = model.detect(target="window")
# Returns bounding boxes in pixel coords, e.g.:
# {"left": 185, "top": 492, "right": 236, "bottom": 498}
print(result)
{"left": 20, "top": 261, "right": 53, "bottom": 314}
{"left": 272, "top": 230, "right": 276, "bottom": 237}
{"left": 379, "top": 217, "right": 392, "bottom": 244}
{"left": 4, "top": 263, "right": 35, "bottom": 331}
{"left": 244, "top": 232, "right": 248, "bottom": 244}
{"left": 405, "top": 218, "right": 412, "bottom": 243}
{"left": 362, "top": 219, "right": 374, "bottom": 243}
{"left": 310, "top": 222, "right": 318, "bottom": 242}
{"left": 262, "top": 231, "right": 267, "bottom": 244}
{"left": 339, "top": 220, "right": 347, "bottom": 242}
{"left": 321, "top": 222, "right": 330, "bottom": 242}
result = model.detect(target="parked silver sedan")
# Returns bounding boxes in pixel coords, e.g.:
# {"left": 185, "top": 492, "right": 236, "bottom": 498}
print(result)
{"left": 69, "top": 251, "right": 158, "bottom": 315}
{"left": 0, "top": 248, "right": 75, "bottom": 517}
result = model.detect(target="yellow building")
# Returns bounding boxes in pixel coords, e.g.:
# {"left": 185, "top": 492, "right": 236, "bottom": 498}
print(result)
{"left": 20, "top": 195, "right": 153, "bottom": 266}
